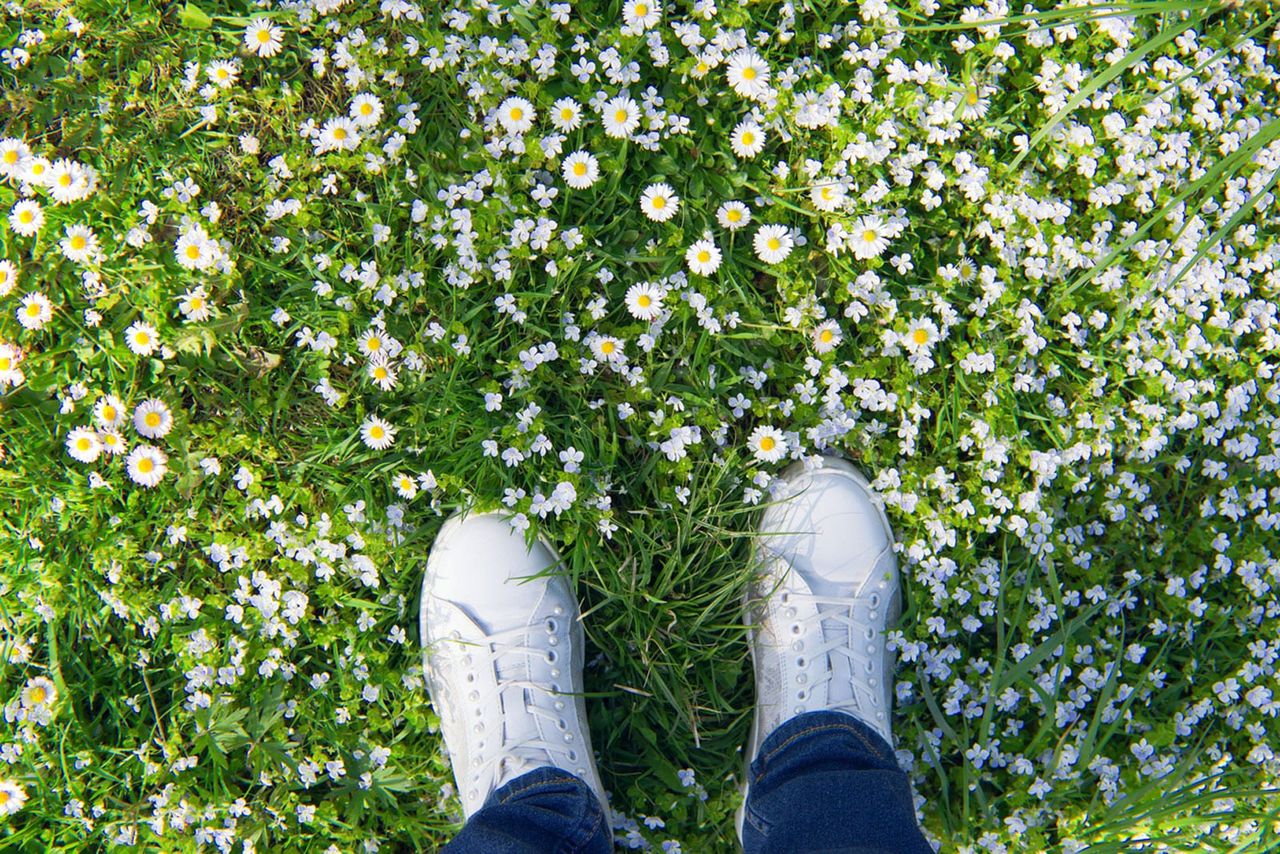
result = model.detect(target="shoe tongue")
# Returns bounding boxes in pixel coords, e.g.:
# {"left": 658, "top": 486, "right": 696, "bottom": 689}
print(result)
{"left": 491, "top": 642, "right": 556, "bottom": 789}
{"left": 820, "top": 602, "right": 856, "bottom": 707}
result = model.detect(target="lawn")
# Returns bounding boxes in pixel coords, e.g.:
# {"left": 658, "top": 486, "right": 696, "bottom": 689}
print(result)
{"left": 2, "top": 0, "right": 1279, "bottom": 850}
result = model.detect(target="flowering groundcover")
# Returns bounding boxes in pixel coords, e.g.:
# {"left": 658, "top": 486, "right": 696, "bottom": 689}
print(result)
{"left": 2, "top": 0, "right": 1280, "bottom": 850}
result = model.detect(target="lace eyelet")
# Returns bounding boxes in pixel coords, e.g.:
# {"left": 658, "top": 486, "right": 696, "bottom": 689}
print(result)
{"left": 546, "top": 650, "right": 557, "bottom": 663}
{"left": 791, "top": 624, "right": 801, "bottom": 635}
{"left": 795, "top": 657, "right": 806, "bottom": 668}
{"left": 546, "top": 618, "right": 558, "bottom": 633}
{"left": 865, "top": 627, "right": 875, "bottom": 640}
{"left": 869, "top": 593, "right": 880, "bottom": 607}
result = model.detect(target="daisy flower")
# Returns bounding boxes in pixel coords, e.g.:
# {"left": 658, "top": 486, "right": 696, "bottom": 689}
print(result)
{"left": 393, "top": 473, "right": 418, "bottom": 499}
{"left": 902, "top": 318, "right": 940, "bottom": 354}
{"left": 725, "top": 49, "right": 771, "bottom": 100}
{"left": 357, "top": 329, "right": 391, "bottom": 358}
{"left": 46, "top": 158, "right": 83, "bottom": 204}
{"left": 126, "top": 444, "right": 168, "bottom": 488}
{"left": 625, "top": 282, "right": 665, "bottom": 320}
{"left": 20, "top": 676, "right": 56, "bottom": 708}
{"left": 66, "top": 428, "right": 102, "bottom": 464}
{"left": 318, "top": 117, "right": 361, "bottom": 153}
{"left": 349, "top": 93, "right": 385, "bottom": 128}
{"left": 717, "top": 200, "right": 752, "bottom": 231}
{"left": 0, "top": 344, "right": 24, "bottom": 388}
{"left": 100, "top": 430, "right": 127, "bottom": 456}
{"left": 360, "top": 415, "right": 397, "bottom": 450}
{"left": 685, "top": 238, "right": 722, "bottom": 276}
{"left": 0, "top": 780, "right": 27, "bottom": 817}
{"left": 850, "top": 215, "right": 890, "bottom": 259}
{"left": 590, "top": 336, "right": 625, "bottom": 363}
{"left": 244, "top": 18, "right": 284, "bottom": 58}
{"left": 9, "top": 200, "right": 44, "bottom": 236}
{"left": 0, "top": 138, "right": 30, "bottom": 178}
{"left": 730, "top": 120, "right": 766, "bottom": 159}
{"left": 640, "top": 183, "right": 680, "bottom": 222}
{"left": 562, "top": 151, "right": 600, "bottom": 189}
{"left": 367, "top": 355, "right": 399, "bottom": 391}
{"left": 748, "top": 425, "right": 788, "bottom": 463}
{"left": 811, "top": 181, "right": 847, "bottom": 213}
{"left": 206, "top": 60, "right": 239, "bottom": 88}
{"left": 600, "top": 95, "right": 641, "bottom": 139}
{"left": 94, "top": 395, "right": 127, "bottom": 429}
{"left": 622, "top": 0, "right": 661, "bottom": 30}
{"left": 813, "top": 320, "right": 843, "bottom": 354}
{"left": 17, "top": 292, "right": 53, "bottom": 331}
{"left": 59, "top": 224, "right": 99, "bottom": 265}
{"left": 550, "top": 98, "right": 582, "bottom": 132}
{"left": 178, "top": 287, "right": 213, "bottom": 322}
{"left": 0, "top": 260, "right": 16, "bottom": 296}
{"left": 496, "top": 97, "right": 536, "bottom": 135}
{"left": 753, "top": 224, "right": 794, "bottom": 264}
{"left": 125, "top": 321, "right": 161, "bottom": 357}
{"left": 22, "top": 157, "right": 50, "bottom": 185}
{"left": 133, "top": 399, "right": 173, "bottom": 439}
{"left": 959, "top": 85, "right": 992, "bottom": 121}
{"left": 175, "top": 226, "right": 214, "bottom": 271}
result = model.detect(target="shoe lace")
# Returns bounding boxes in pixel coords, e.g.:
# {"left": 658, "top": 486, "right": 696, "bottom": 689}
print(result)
{"left": 465, "top": 623, "right": 574, "bottom": 791}
{"left": 783, "top": 588, "right": 885, "bottom": 717}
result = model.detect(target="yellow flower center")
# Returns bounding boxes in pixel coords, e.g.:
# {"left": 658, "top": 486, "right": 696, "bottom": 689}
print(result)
{"left": 614, "top": 109, "right": 628, "bottom": 124}
{"left": 76, "top": 438, "right": 91, "bottom": 451}
{"left": 19, "top": 211, "right": 33, "bottom": 223}
{"left": 966, "top": 90, "right": 980, "bottom": 106}
{"left": 70, "top": 235, "right": 86, "bottom": 250}
{"left": 145, "top": 412, "right": 161, "bottom": 427}
{"left": 767, "top": 238, "right": 781, "bottom": 251}
{"left": 561, "top": 108, "right": 574, "bottom": 121}
{"left": 217, "top": 69, "right": 228, "bottom": 79}
{"left": 651, "top": 196, "right": 665, "bottom": 209}
{"left": 136, "top": 331, "right": 150, "bottom": 345}
{"left": 759, "top": 436, "right": 775, "bottom": 451}
{"left": 637, "top": 295, "right": 651, "bottom": 307}
{"left": 822, "top": 187, "right": 834, "bottom": 200}
{"left": 360, "top": 103, "right": 373, "bottom": 115}
{"left": 186, "top": 245, "right": 201, "bottom": 259}
{"left": 727, "top": 209, "right": 742, "bottom": 222}
{"left": 863, "top": 229, "right": 877, "bottom": 242}
{"left": 58, "top": 173, "right": 72, "bottom": 187}
{"left": 695, "top": 61, "right": 709, "bottom": 74}
{"left": 820, "top": 329, "right": 833, "bottom": 343}
{"left": 697, "top": 250, "right": 711, "bottom": 264}
{"left": 370, "top": 425, "right": 385, "bottom": 439}
{"left": 103, "top": 406, "right": 116, "bottom": 421}
{"left": 333, "top": 127, "right": 347, "bottom": 140}
{"left": 599, "top": 340, "right": 615, "bottom": 354}
{"left": 31, "top": 162, "right": 45, "bottom": 175}
{"left": 138, "top": 457, "right": 154, "bottom": 473}
{"left": 29, "top": 686, "right": 47, "bottom": 703}
{"left": 25, "top": 302, "right": 41, "bottom": 317}
{"left": 741, "top": 131, "right": 755, "bottom": 146}
{"left": 190, "top": 298, "right": 204, "bottom": 310}
{"left": 509, "top": 107, "right": 523, "bottom": 121}
{"left": 374, "top": 366, "right": 388, "bottom": 379}
{"left": 635, "top": 3, "right": 649, "bottom": 16}
{"left": 367, "top": 337, "right": 381, "bottom": 351}
{"left": 0, "top": 357, "right": 9, "bottom": 371}
{"left": 0, "top": 791, "right": 9, "bottom": 805}
{"left": 2, "top": 151, "right": 16, "bottom": 165}
{"left": 573, "top": 162, "right": 587, "bottom": 176}
{"left": 257, "top": 29, "right": 272, "bottom": 43}
{"left": 912, "top": 329, "right": 929, "bottom": 345}
{"left": 742, "top": 66, "right": 757, "bottom": 81}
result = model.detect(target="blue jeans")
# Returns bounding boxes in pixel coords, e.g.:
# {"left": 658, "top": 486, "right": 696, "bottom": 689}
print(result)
{"left": 442, "top": 710, "right": 934, "bottom": 853}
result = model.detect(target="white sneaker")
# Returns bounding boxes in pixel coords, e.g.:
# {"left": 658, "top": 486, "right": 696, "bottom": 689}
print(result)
{"left": 738, "top": 456, "right": 901, "bottom": 840}
{"left": 420, "top": 511, "right": 610, "bottom": 827}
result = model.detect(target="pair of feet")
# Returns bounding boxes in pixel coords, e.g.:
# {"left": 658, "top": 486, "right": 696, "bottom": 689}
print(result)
{"left": 420, "top": 456, "right": 901, "bottom": 843}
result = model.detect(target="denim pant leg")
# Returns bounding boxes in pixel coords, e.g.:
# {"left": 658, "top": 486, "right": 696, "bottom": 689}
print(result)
{"left": 742, "top": 710, "right": 934, "bottom": 854}
{"left": 442, "top": 766, "right": 611, "bottom": 854}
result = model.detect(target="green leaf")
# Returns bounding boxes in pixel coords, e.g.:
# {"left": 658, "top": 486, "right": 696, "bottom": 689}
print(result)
{"left": 179, "top": 3, "right": 213, "bottom": 29}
